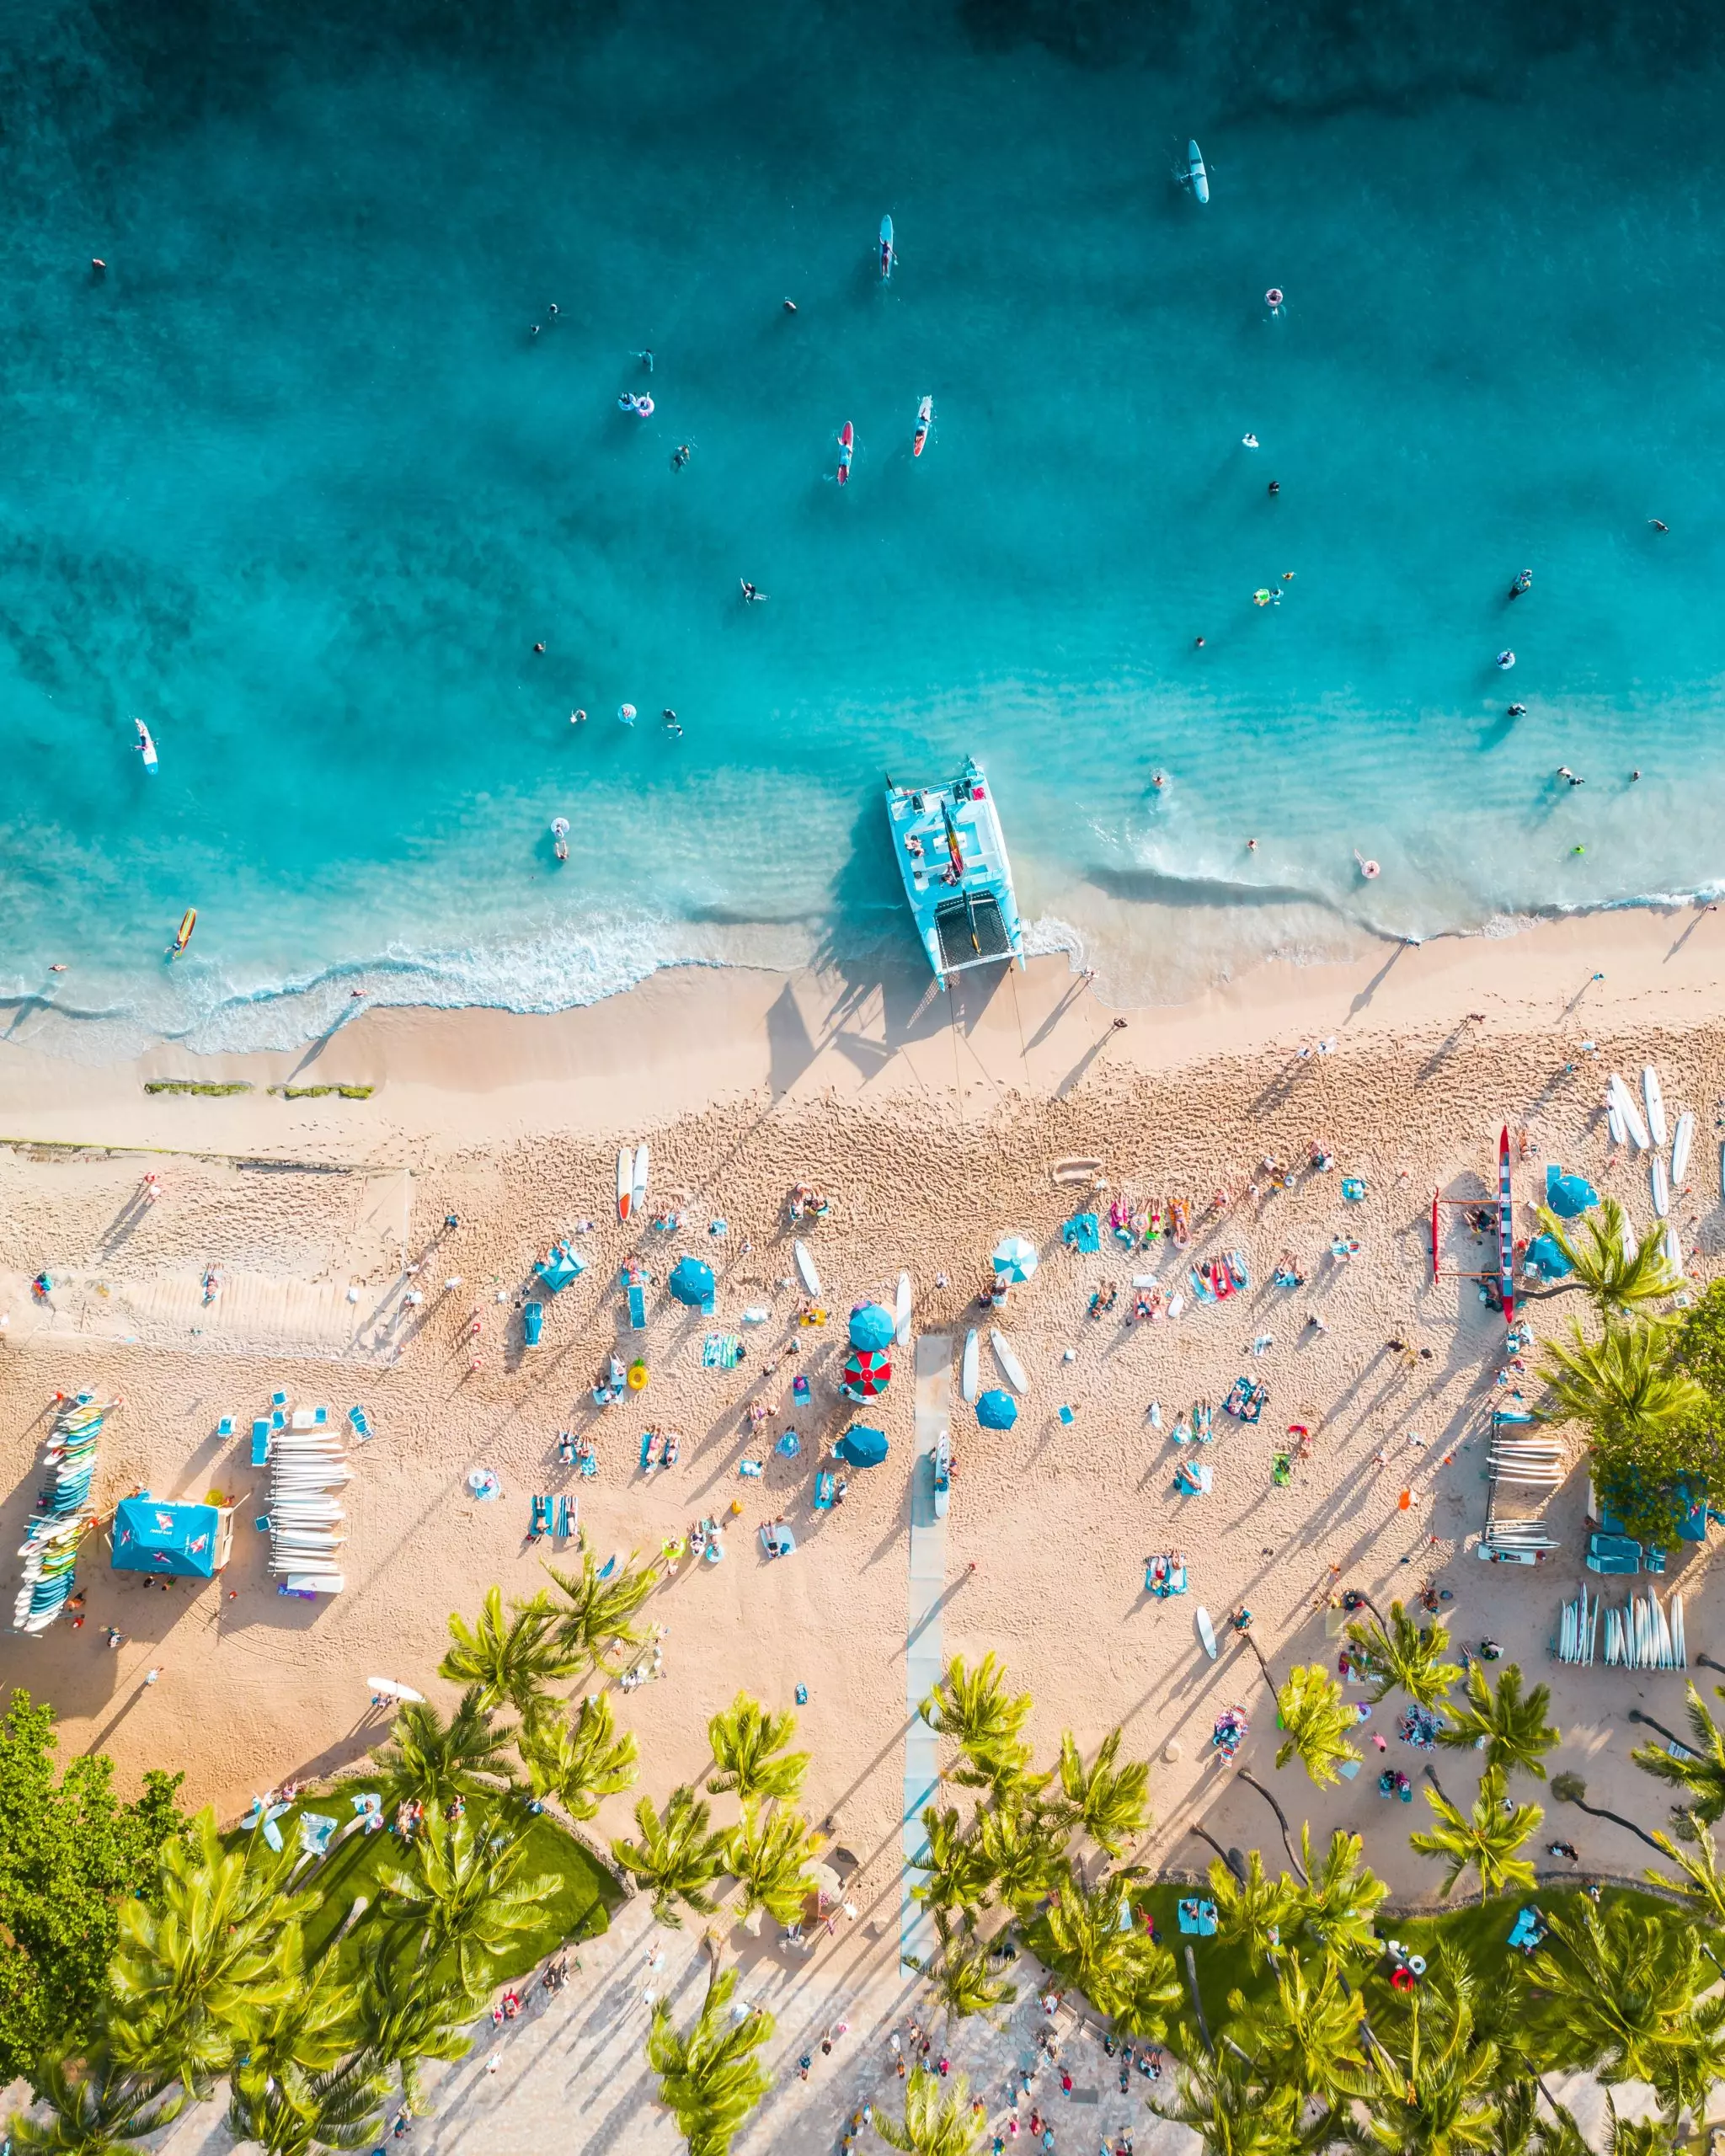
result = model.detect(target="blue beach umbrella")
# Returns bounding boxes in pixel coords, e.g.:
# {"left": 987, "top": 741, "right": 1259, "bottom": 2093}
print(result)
{"left": 1525, "top": 1233, "right": 1573, "bottom": 1280}
{"left": 669, "top": 1256, "right": 717, "bottom": 1308}
{"left": 1544, "top": 1166, "right": 1599, "bottom": 1220}
{"left": 976, "top": 1388, "right": 1018, "bottom": 1430}
{"left": 847, "top": 1302, "right": 895, "bottom": 1352}
{"left": 836, "top": 1426, "right": 889, "bottom": 1468}
{"left": 991, "top": 1235, "right": 1039, "bottom": 1283}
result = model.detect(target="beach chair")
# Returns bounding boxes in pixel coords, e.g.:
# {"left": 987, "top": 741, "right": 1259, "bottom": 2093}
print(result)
{"left": 523, "top": 1300, "right": 544, "bottom": 1347}
{"left": 1646, "top": 1545, "right": 1667, "bottom": 1575}
{"left": 250, "top": 1420, "right": 272, "bottom": 1468}
{"left": 1057, "top": 1404, "right": 1076, "bottom": 1426}
{"left": 1586, "top": 1532, "right": 1642, "bottom": 1576}
{"left": 814, "top": 1471, "right": 836, "bottom": 1510}
{"left": 555, "top": 1494, "right": 574, "bottom": 1540}
{"left": 216, "top": 1415, "right": 235, "bottom": 1439}
{"left": 271, "top": 1390, "right": 288, "bottom": 1408}
{"left": 347, "top": 1406, "right": 372, "bottom": 1438}
{"left": 628, "top": 1285, "right": 646, "bottom": 1331}
{"left": 529, "top": 1496, "right": 552, "bottom": 1538}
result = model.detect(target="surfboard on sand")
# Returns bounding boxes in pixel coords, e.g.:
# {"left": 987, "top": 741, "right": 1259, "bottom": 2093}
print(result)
{"left": 1652, "top": 1155, "right": 1670, "bottom": 1219}
{"left": 895, "top": 1270, "right": 912, "bottom": 1344}
{"left": 617, "top": 1148, "right": 633, "bottom": 1223}
{"left": 794, "top": 1240, "right": 821, "bottom": 1296}
{"left": 1672, "top": 1110, "right": 1695, "bottom": 1187}
{"left": 632, "top": 1142, "right": 650, "bottom": 1217}
{"left": 961, "top": 1328, "right": 980, "bottom": 1403}
{"left": 1196, "top": 1606, "right": 1218, "bottom": 1658}
{"left": 990, "top": 1327, "right": 1028, "bottom": 1394}
{"left": 1608, "top": 1073, "right": 1650, "bottom": 1151}
{"left": 1643, "top": 1065, "right": 1668, "bottom": 1150}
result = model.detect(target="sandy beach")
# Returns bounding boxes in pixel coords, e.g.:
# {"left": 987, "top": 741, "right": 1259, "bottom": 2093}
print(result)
{"left": 5, "top": 910, "right": 1724, "bottom": 2009}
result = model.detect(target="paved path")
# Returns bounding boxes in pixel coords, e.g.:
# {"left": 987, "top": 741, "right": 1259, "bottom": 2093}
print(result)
{"left": 900, "top": 1331, "right": 950, "bottom": 1977}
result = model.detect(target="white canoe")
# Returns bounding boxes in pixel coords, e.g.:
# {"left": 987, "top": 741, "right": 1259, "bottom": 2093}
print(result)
{"left": 960, "top": 1328, "right": 980, "bottom": 1403}
{"left": 1196, "top": 1606, "right": 1218, "bottom": 1658}
{"left": 1643, "top": 1065, "right": 1667, "bottom": 1150}
{"left": 895, "top": 1269, "right": 913, "bottom": 1345}
{"left": 1672, "top": 1110, "right": 1695, "bottom": 1187}
{"left": 990, "top": 1327, "right": 1028, "bottom": 1394}
{"left": 1608, "top": 1073, "right": 1650, "bottom": 1150}
{"left": 1652, "top": 1155, "right": 1671, "bottom": 1219}
{"left": 794, "top": 1240, "right": 821, "bottom": 1297}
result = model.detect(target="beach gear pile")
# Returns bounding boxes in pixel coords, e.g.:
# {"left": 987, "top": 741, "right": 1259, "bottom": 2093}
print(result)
{"left": 13, "top": 1392, "right": 109, "bottom": 1632}
{"left": 1210, "top": 1705, "right": 1248, "bottom": 1761}
{"left": 1397, "top": 1705, "right": 1445, "bottom": 1749}
{"left": 264, "top": 1402, "right": 350, "bottom": 1596}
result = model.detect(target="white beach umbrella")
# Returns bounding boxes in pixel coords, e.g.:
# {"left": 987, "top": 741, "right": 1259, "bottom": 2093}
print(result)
{"left": 991, "top": 1235, "right": 1039, "bottom": 1283}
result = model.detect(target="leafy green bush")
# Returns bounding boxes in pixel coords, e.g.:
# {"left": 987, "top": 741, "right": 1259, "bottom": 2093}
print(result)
{"left": 142, "top": 1080, "right": 251, "bottom": 1096}
{"left": 1594, "top": 1281, "right": 1725, "bottom": 1544}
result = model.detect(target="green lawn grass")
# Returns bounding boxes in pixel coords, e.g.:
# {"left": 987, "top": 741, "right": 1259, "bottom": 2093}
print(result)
{"left": 242, "top": 1783, "right": 622, "bottom": 1989}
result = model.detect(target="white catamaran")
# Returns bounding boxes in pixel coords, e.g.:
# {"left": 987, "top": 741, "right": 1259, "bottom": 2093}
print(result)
{"left": 885, "top": 757, "right": 1025, "bottom": 989}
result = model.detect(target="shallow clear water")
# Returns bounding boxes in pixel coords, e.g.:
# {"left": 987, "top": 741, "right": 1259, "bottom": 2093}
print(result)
{"left": 4, "top": 0, "right": 1725, "bottom": 1050}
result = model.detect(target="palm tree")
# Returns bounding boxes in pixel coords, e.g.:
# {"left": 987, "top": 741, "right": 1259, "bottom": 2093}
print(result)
{"left": 374, "top": 1689, "right": 516, "bottom": 1812}
{"left": 1206, "top": 1849, "right": 1295, "bottom": 1972}
{"left": 105, "top": 1809, "right": 306, "bottom": 2086}
{"left": 1235, "top": 1772, "right": 1310, "bottom": 1883}
{"left": 706, "top": 1692, "right": 809, "bottom": 1803}
{"left": 1235, "top": 1951, "right": 1368, "bottom": 2111}
{"left": 1629, "top": 1681, "right": 1725, "bottom": 1825}
{"left": 7, "top": 2050, "right": 185, "bottom": 2154}
{"left": 611, "top": 1785, "right": 729, "bottom": 1927}
{"left": 1409, "top": 1770, "right": 1541, "bottom": 1901}
{"left": 914, "top": 1929, "right": 1018, "bottom": 2031}
{"left": 1538, "top": 1319, "right": 1703, "bottom": 1443}
{"left": 873, "top": 2063, "right": 987, "bottom": 2156}
{"left": 973, "top": 1795, "right": 1068, "bottom": 1915}
{"left": 1344, "top": 1603, "right": 1461, "bottom": 1710}
{"left": 1528, "top": 1198, "right": 1681, "bottom": 1322}
{"left": 1549, "top": 1772, "right": 1664, "bottom": 1854}
{"left": 921, "top": 1653, "right": 1038, "bottom": 1791}
{"left": 1646, "top": 1821, "right": 1725, "bottom": 1935}
{"left": 1436, "top": 1663, "right": 1558, "bottom": 1782}
{"left": 1055, "top": 1727, "right": 1150, "bottom": 1859}
{"left": 1530, "top": 1897, "right": 1725, "bottom": 2106}
{"left": 439, "top": 1587, "right": 579, "bottom": 1720}
{"left": 724, "top": 1800, "right": 818, "bottom": 1927}
{"left": 1153, "top": 2047, "right": 1302, "bottom": 2156}
{"left": 518, "top": 1692, "right": 638, "bottom": 1821}
{"left": 1290, "top": 1828, "right": 1389, "bottom": 1968}
{"left": 1354, "top": 1943, "right": 1500, "bottom": 2156}
{"left": 227, "top": 2053, "right": 388, "bottom": 2156}
{"left": 543, "top": 1547, "right": 662, "bottom": 1677}
{"left": 351, "top": 1948, "right": 476, "bottom": 2113}
{"left": 646, "top": 1961, "right": 773, "bottom": 2156}
{"left": 912, "top": 1806, "right": 993, "bottom": 1928}
{"left": 1038, "top": 1868, "right": 1181, "bottom": 2036}
{"left": 376, "top": 1813, "right": 553, "bottom": 1990}
{"left": 1273, "top": 1664, "right": 1363, "bottom": 1788}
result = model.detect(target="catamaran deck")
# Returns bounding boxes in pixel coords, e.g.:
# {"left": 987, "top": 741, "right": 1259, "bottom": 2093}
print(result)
{"left": 885, "top": 760, "right": 1025, "bottom": 986}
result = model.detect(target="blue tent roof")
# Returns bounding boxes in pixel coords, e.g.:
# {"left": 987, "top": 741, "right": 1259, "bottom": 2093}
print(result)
{"left": 976, "top": 1388, "right": 1019, "bottom": 1429}
{"left": 1544, "top": 1166, "right": 1599, "bottom": 1220}
{"left": 835, "top": 1426, "right": 889, "bottom": 1467}
{"left": 1061, "top": 1213, "right": 1101, "bottom": 1253}
{"left": 669, "top": 1256, "right": 717, "bottom": 1308}
{"left": 847, "top": 1303, "right": 895, "bottom": 1352}
{"left": 111, "top": 1496, "right": 226, "bottom": 1579}
{"left": 536, "top": 1242, "right": 586, "bottom": 1293}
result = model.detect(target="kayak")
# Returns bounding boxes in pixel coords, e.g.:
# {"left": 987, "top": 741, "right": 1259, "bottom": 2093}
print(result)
{"left": 913, "top": 395, "right": 932, "bottom": 456}
{"left": 879, "top": 214, "right": 895, "bottom": 280}
{"left": 837, "top": 421, "right": 853, "bottom": 486}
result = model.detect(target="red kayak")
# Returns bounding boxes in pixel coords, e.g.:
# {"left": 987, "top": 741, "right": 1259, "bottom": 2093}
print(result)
{"left": 837, "top": 421, "right": 853, "bottom": 485}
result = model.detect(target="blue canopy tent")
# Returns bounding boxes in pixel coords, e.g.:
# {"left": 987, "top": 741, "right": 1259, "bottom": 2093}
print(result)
{"left": 835, "top": 1426, "right": 889, "bottom": 1468}
{"left": 1525, "top": 1233, "right": 1573, "bottom": 1279}
{"left": 669, "top": 1256, "right": 717, "bottom": 1315}
{"left": 976, "top": 1388, "right": 1018, "bottom": 1430}
{"left": 111, "top": 1494, "right": 232, "bottom": 1579}
{"left": 1061, "top": 1213, "right": 1101, "bottom": 1253}
{"left": 1544, "top": 1166, "right": 1599, "bottom": 1220}
{"left": 847, "top": 1303, "right": 895, "bottom": 1352}
{"left": 536, "top": 1242, "right": 586, "bottom": 1293}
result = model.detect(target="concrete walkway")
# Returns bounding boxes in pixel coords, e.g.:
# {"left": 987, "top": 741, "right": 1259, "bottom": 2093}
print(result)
{"left": 900, "top": 1332, "right": 950, "bottom": 1977}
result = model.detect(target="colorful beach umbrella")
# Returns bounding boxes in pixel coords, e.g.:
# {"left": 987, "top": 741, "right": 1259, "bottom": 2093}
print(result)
{"left": 847, "top": 1302, "right": 895, "bottom": 1352}
{"left": 992, "top": 1235, "right": 1039, "bottom": 1283}
{"left": 841, "top": 1346, "right": 892, "bottom": 1398}
{"left": 976, "top": 1388, "right": 1018, "bottom": 1430}
{"left": 669, "top": 1255, "right": 717, "bottom": 1307}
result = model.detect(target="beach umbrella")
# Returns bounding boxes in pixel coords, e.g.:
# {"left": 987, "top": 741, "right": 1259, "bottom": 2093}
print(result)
{"left": 1544, "top": 1166, "right": 1599, "bottom": 1219}
{"left": 1061, "top": 1213, "right": 1101, "bottom": 1253}
{"left": 847, "top": 1302, "right": 895, "bottom": 1352}
{"left": 836, "top": 1426, "right": 889, "bottom": 1468}
{"left": 992, "top": 1235, "right": 1039, "bottom": 1283}
{"left": 976, "top": 1388, "right": 1018, "bottom": 1430}
{"left": 841, "top": 1346, "right": 892, "bottom": 1399}
{"left": 669, "top": 1255, "right": 717, "bottom": 1308}
{"left": 1525, "top": 1232, "right": 1573, "bottom": 1280}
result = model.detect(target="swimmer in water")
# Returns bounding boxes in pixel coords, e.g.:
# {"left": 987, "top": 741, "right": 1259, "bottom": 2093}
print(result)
{"left": 633, "top": 350, "right": 654, "bottom": 372}
{"left": 1151, "top": 771, "right": 1168, "bottom": 789}
{"left": 1650, "top": 519, "right": 1669, "bottom": 532}
{"left": 1194, "top": 636, "right": 1205, "bottom": 647}
{"left": 1267, "top": 479, "right": 1279, "bottom": 495}
{"left": 782, "top": 297, "right": 798, "bottom": 312}
{"left": 570, "top": 708, "right": 586, "bottom": 725}
{"left": 673, "top": 444, "right": 692, "bottom": 469}
{"left": 547, "top": 302, "right": 559, "bottom": 317}
{"left": 1242, "top": 432, "right": 1259, "bottom": 449}
{"left": 1496, "top": 649, "right": 1516, "bottom": 670}
{"left": 1632, "top": 768, "right": 1642, "bottom": 781}
{"left": 740, "top": 580, "right": 768, "bottom": 603}
{"left": 1509, "top": 570, "right": 1532, "bottom": 598}
{"left": 1507, "top": 703, "right": 1527, "bottom": 717}
{"left": 662, "top": 708, "right": 682, "bottom": 736}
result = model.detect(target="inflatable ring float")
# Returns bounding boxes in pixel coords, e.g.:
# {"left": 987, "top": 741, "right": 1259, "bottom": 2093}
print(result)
{"left": 627, "top": 1360, "right": 649, "bottom": 1391}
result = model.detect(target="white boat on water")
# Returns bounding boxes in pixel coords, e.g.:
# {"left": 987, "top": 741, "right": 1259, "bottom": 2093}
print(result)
{"left": 885, "top": 757, "right": 1025, "bottom": 990}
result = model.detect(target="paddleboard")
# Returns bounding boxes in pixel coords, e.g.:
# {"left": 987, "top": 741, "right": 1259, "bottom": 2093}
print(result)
{"left": 1196, "top": 1606, "right": 1218, "bottom": 1658}
{"left": 632, "top": 1142, "right": 650, "bottom": 1217}
{"left": 913, "top": 395, "right": 932, "bottom": 456}
{"left": 879, "top": 214, "right": 895, "bottom": 279}
{"left": 617, "top": 1147, "right": 633, "bottom": 1223}
{"left": 836, "top": 420, "right": 853, "bottom": 486}
{"left": 167, "top": 907, "right": 195, "bottom": 960}
{"left": 134, "top": 718, "right": 158, "bottom": 774}
{"left": 1673, "top": 1111, "right": 1695, "bottom": 1187}
{"left": 1664, "top": 1224, "right": 1682, "bottom": 1273}
{"left": 961, "top": 1328, "right": 980, "bottom": 1403}
{"left": 1608, "top": 1073, "right": 1650, "bottom": 1151}
{"left": 1605, "top": 1091, "right": 1626, "bottom": 1148}
{"left": 794, "top": 1240, "right": 821, "bottom": 1296}
{"left": 932, "top": 1429, "right": 951, "bottom": 1518}
{"left": 1652, "top": 1155, "right": 1670, "bottom": 1219}
{"left": 990, "top": 1327, "right": 1028, "bottom": 1395}
{"left": 1643, "top": 1065, "right": 1668, "bottom": 1150}
{"left": 895, "top": 1269, "right": 912, "bottom": 1345}
{"left": 1186, "top": 140, "right": 1209, "bottom": 205}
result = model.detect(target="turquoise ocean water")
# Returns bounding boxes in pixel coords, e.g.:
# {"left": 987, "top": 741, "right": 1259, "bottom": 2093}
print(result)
{"left": 4, "top": 0, "right": 1725, "bottom": 1052}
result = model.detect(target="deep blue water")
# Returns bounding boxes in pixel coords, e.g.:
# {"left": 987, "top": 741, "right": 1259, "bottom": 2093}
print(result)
{"left": 3, "top": 0, "right": 1725, "bottom": 1049}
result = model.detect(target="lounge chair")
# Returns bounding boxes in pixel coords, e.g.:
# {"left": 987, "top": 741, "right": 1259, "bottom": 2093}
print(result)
{"left": 348, "top": 1406, "right": 372, "bottom": 1438}
{"left": 555, "top": 1494, "right": 574, "bottom": 1540}
{"left": 251, "top": 1420, "right": 272, "bottom": 1468}
{"left": 523, "top": 1300, "right": 544, "bottom": 1347}
{"left": 628, "top": 1285, "right": 646, "bottom": 1331}
{"left": 216, "top": 1416, "right": 235, "bottom": 1438}
{"left": 1586, "top": 1532, "right": 1641, "bottom": 1576}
